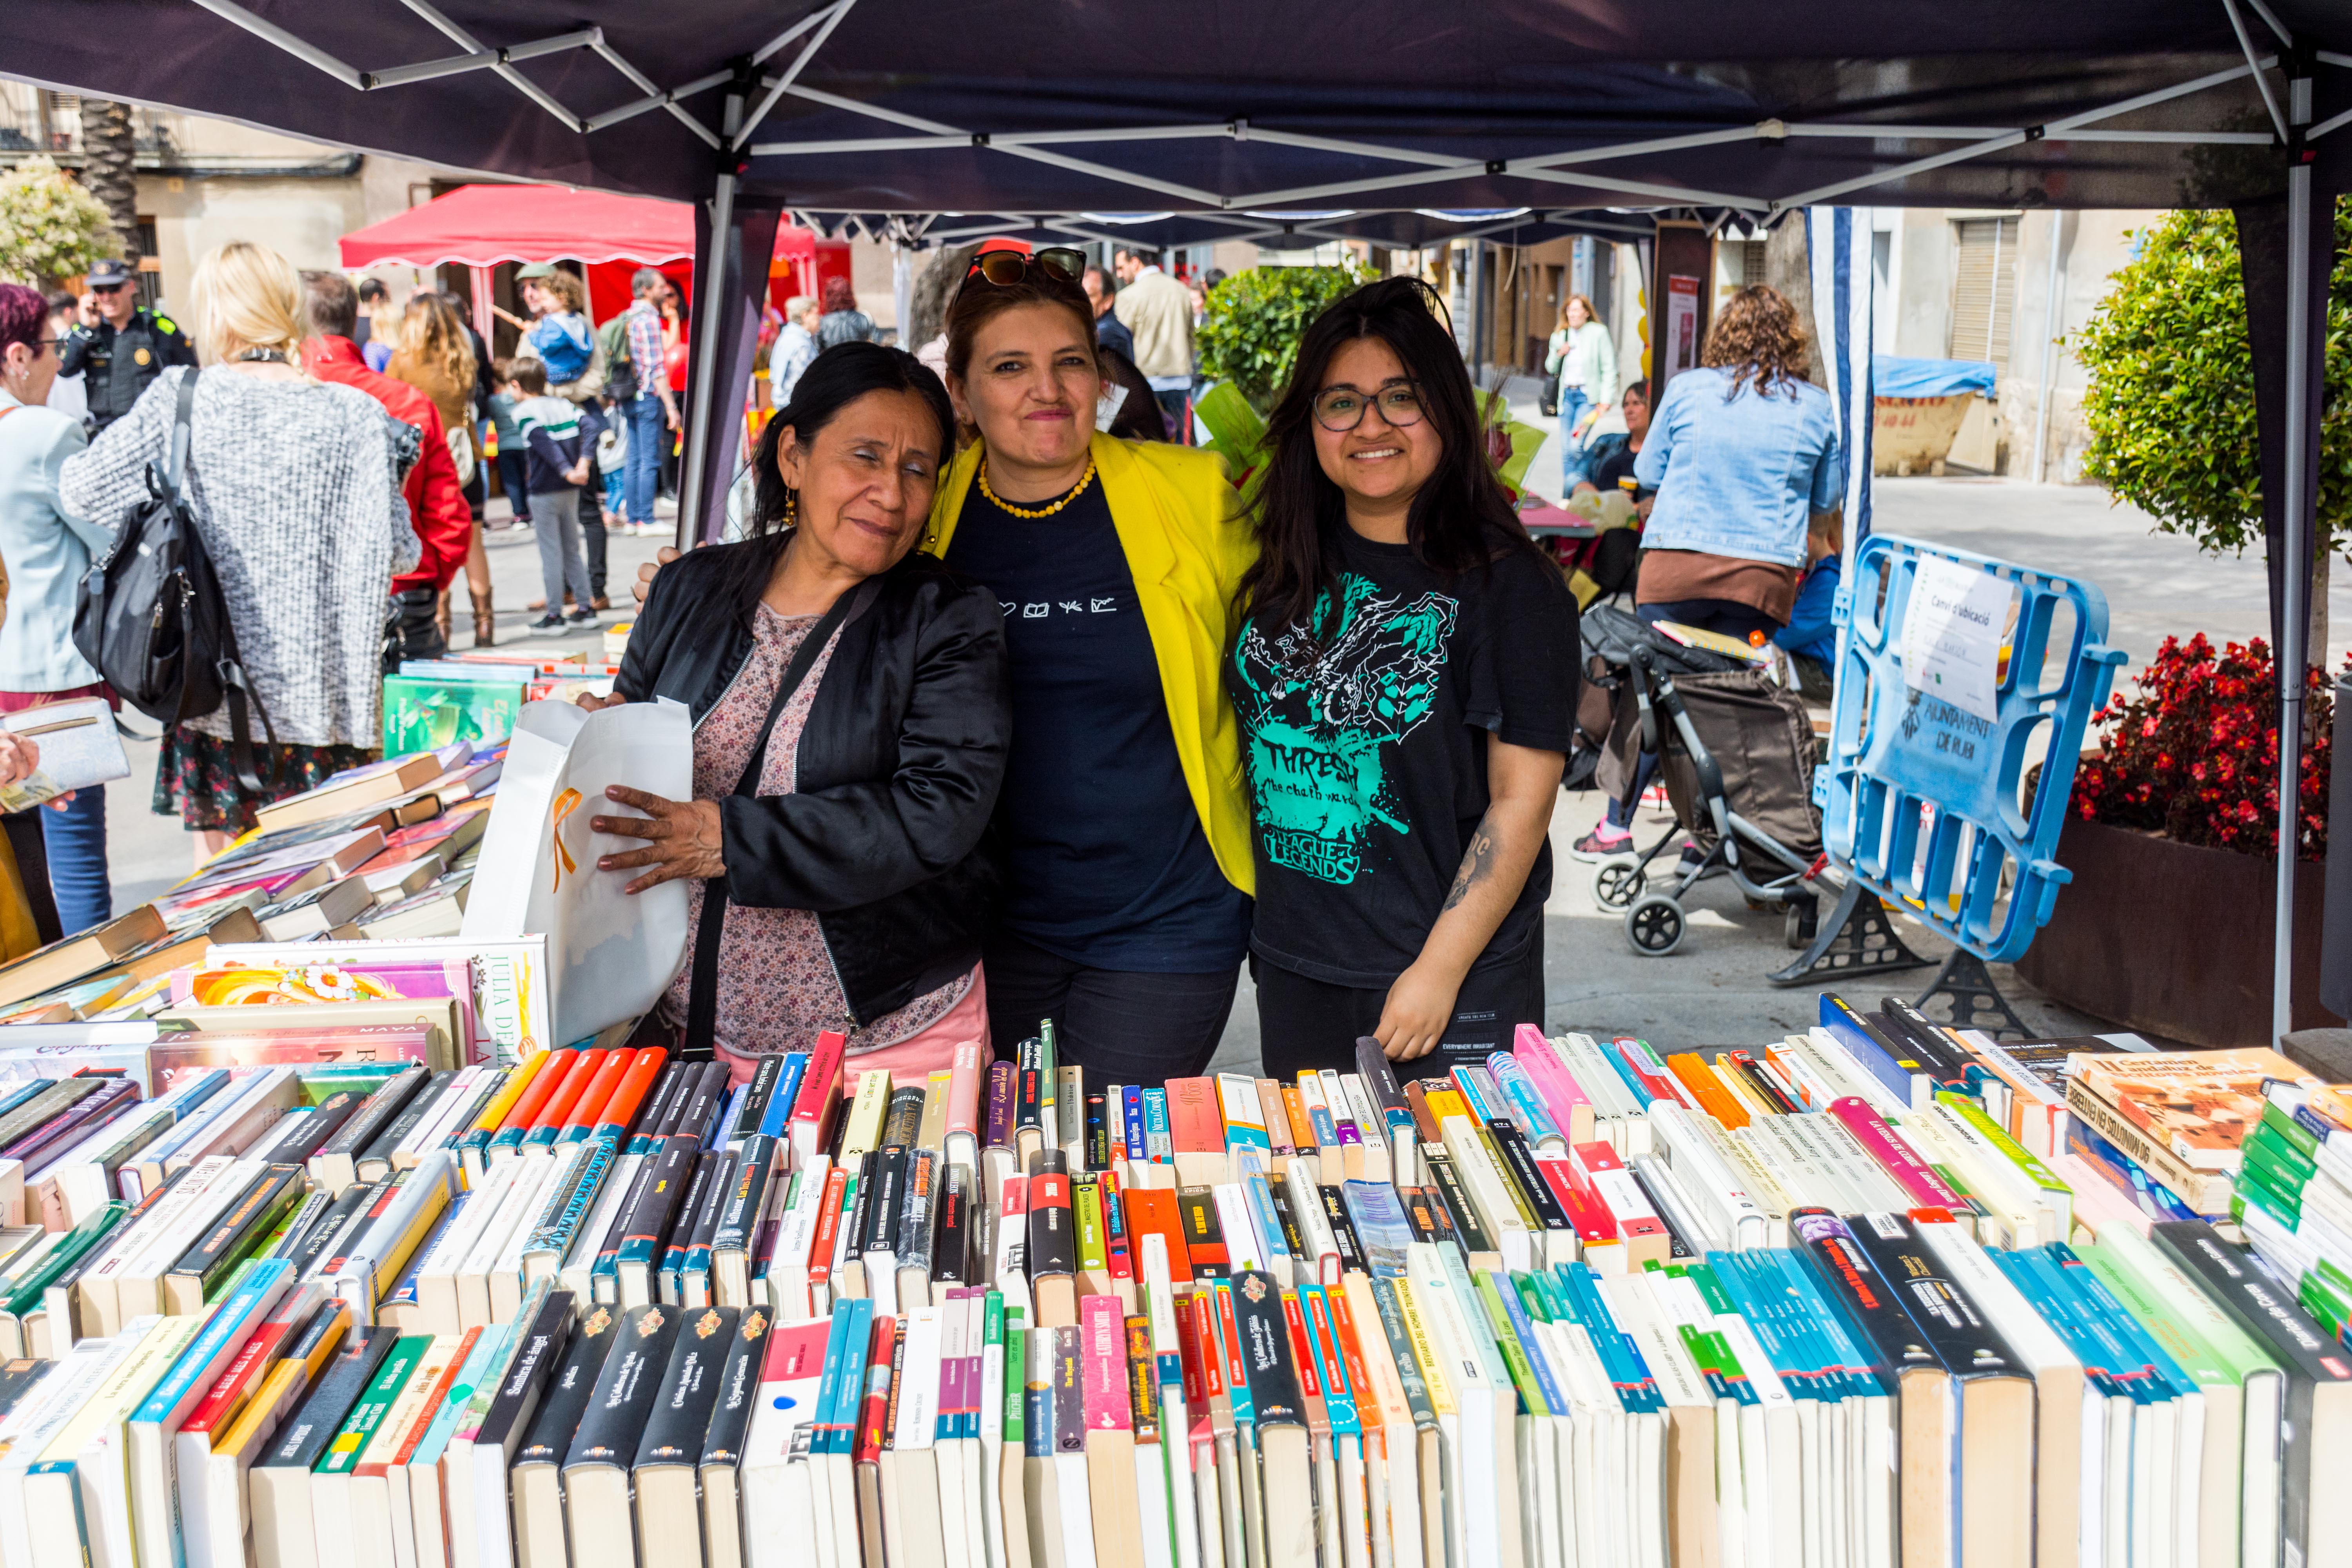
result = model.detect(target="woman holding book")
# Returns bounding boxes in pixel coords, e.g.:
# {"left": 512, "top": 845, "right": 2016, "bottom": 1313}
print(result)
{"left": 58, "top": 241, "right": 422, "bottom": 860}
{"left": 629, "top": 244, "right": 1257, "bottom": 1080}
{"left": 1231, "top": 276, "right": 1579, "bottom": 1081}
{"left": 585, "top": 342, "right": 1009, "bottom": 1082}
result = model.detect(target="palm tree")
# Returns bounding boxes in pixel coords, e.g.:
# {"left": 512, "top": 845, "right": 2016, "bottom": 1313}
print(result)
{"left": 76, "top": 97, "right": 138, "bottom": 263}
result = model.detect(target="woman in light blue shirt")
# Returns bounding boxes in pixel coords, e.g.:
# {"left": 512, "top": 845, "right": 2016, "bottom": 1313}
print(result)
{"left": 1574, "top": 284, "right": 1841, "bottom": 859}
{"left": 0, "top": 283, "right": 116, "bottom": 932}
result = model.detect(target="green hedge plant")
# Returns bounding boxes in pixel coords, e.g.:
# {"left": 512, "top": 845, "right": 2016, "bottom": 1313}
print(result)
{"left": 2070, "top": 204, "right": 2352, "bottom": 665}
{"left": 1196, "top": 263, "right": 1371, "bottom": 413}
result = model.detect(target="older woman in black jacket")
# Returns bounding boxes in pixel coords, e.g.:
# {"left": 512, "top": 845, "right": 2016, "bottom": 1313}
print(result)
{"left": 587, "top": 343, "right": 1008, "bottom": 1080}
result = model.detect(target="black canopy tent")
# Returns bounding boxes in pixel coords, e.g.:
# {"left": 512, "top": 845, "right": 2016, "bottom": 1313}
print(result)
{"left": 3, "top": 0, "right": 2347, "bottom": 1035}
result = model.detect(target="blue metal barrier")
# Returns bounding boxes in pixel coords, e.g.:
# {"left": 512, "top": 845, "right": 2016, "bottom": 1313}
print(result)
{"left": 1818, "top": 535, "right": 2126, "bottom": 963}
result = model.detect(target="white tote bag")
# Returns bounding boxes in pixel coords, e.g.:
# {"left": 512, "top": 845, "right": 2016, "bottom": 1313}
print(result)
{"left": 460, "top": 697, "right": 692, "bottom": 1044}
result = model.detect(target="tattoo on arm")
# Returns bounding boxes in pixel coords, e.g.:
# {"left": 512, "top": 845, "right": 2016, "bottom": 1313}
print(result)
{"left": 1442, "top": 814, "right": 1500, "bottom": 912}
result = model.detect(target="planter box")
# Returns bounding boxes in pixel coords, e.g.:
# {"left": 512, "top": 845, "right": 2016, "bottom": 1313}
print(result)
{"left": 2016, "top": 817, "right": 2339, "bottom": 1048}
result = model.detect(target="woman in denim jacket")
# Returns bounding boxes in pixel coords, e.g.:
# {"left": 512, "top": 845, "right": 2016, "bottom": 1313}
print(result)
{"left": 1573, "top": 285, "right": 1840, "bottom": 860}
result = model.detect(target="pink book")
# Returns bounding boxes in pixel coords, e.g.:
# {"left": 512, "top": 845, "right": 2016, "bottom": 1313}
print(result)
{"left": 1164, "top": 1079, "right": 1225, "bottom": 1163}
{"left": 1512, "top": 1023, "right": 1595, "bottom": 1147}
{"left": 788, "top": 1029, "right": 848, "bottom": 1164}
{"left": 1080, "top": 1293, "right": 1132, "bottom": 1432}
{"left": 1829, "top": 1096, "right": 1969, "bottom": 1209}
{"left": 944, "top": 1038, "right": 984, "bottom": 1151}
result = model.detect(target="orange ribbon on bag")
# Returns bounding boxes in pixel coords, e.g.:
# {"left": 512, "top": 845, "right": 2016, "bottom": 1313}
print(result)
{"left": 550, "top": 787, "right": 583, "bottom": 891}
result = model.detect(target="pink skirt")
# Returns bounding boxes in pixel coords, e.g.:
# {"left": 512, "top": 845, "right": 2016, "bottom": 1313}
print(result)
{"left": 712, "top": 962, "right": 989, "bottom": 1087}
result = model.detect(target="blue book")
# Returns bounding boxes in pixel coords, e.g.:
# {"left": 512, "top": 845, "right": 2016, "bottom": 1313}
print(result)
{"left": 1487, "top": 1272, "right": 1568, "bottom": 1416}
{"left": 1561, "top": 1265, "right": 1661, "bottom": 1414}
{"left": 1140, "top": 1088, "right": 1171, "bottom": 1163}
{"left": 821, "top": 1298, "right": 874, "bottom": 1457}
{"left": 1339, "top": 1180, "right": 1412, "bottom": 1279}
{"left": 130, "top": 1258, "right": 294, "bottom": 1568}
{"left": 1121, "top": 1087, "right": 1147, "bottom": 1164}
{"left": 1300, "top": 1285, "right": 1363, "bottom": 1436}
{"left": 759, "top": 1053, "right": 809, "bottom": 1141}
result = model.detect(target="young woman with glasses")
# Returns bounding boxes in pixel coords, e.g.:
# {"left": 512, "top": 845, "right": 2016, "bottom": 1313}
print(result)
{"left": 1232, "top": 277, "right": 1580, "bottom": 1079}
{"left": 922, "top": 241, "right": 1257, "bottom": 1078}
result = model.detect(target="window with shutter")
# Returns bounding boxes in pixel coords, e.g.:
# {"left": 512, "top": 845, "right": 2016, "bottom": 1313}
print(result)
{"left": 1949, "top": 217, "right": 2020, "bottom": 374}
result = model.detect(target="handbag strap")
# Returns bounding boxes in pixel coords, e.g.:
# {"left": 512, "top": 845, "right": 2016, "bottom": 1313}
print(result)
{"left": 681, "top": 565, "right": 884, "bottom": 1058}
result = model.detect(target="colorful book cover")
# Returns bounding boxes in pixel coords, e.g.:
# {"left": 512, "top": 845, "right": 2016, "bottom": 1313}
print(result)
{"left": 380, "top": 675, "right": 525, "bottom": 757}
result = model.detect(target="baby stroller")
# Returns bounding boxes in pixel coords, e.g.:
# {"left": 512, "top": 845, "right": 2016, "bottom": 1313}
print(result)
{"left": 1571, "top": 605, "right": 1826, "bottom": 956}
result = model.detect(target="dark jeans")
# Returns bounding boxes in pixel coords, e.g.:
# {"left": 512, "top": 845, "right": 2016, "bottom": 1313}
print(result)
{"left": 496, "top": 449, "right": 533, "bottom": 523}
{"left": 580, "top": 472, "right": 608, "bottom": 600}
{"left": 38, "top": 786, "right": 108, "bottom": 935}
{"left": 982, "top": 929, "right": 1240, "bottom": 1081}
{"left": 1251, "top": 935, "right": 1545, "bottom": 1083}
{"left": 1605, "top": 595, "right": 1780, "bottom": 830}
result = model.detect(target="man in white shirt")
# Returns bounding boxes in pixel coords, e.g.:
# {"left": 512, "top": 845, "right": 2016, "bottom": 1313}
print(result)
{"left": 1111, "top": 248, "right": 1194, "bottom": 442}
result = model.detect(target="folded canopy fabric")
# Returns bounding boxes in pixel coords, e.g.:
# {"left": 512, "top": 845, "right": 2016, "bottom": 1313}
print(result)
{"left": 338, "top": 183, "right": 816, "bottom": 269}
{"left": 4, "top": 0, "right": 2345, "bottom": 217}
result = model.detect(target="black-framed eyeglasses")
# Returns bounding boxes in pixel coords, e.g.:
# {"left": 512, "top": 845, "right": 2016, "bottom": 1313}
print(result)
{"left": 965, "top": 247, "right": 1087, "bottom": 289}
{"left": 1312, "top": 380, "right": 1426, "bottom": 433}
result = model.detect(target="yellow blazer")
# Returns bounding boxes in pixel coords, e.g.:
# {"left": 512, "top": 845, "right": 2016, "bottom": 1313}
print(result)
{"left": 923, "top": 432, "right": 1258, "bottom": 898}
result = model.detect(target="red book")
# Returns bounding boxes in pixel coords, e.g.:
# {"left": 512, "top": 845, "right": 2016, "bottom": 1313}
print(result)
{"left": 496, "top": 1046, "right": 575, "bottom": 1136}
{"left": 1212, "top": 1283, "right": 1248, "bottom": 1393}
{"left": 1098, "top": 1170, "right": 1134, "bottom": 1286}
{"left": 853, "top": 1314, "right": 898, "bottom": 1465}
{"left": 591, "top": 1047, "right": 669, "bottom": 1142}
{"left": 1321, "top": 1288, "right": 1379, "bottom": 1432}
{"left": 178, "top": 1286, "right": 315, "bottom": 1441}
{"left": 560, "top": 1050, "right": 631, "bottom": 1136}
{"left": 1279, "top": 1291, "right": 1321, "bottom": 1398}
{"left": 528, "top": 1049, "right": 606, "bottom": 1135}
{"left": 1571, "top": 1140, "right": 1671, "bottom": 1265}
{"left": 1533, "top": 1154, "right": 1618, "bottom": 1246}
{"left": 1179, "top": 1292, "right": 1220, "bottom": 1410}
{"left": 1122, "top": 1187, "right": 1191, "bottom": 1282}
{"left": 789, "top": 1030, "right": 848, "bottom": 1163}
{"left": 808, "top": 1167, "right": 851, "bottom": 1287}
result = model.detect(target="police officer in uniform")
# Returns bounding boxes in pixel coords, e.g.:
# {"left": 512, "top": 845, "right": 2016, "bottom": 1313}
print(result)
{"left": 58, "top": 258, "right": 196, "bottom": 433}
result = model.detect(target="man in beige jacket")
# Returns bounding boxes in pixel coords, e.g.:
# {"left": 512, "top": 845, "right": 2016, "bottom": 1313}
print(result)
{"left": 1112, "top": 247, "right": 1194, "bottom": 441}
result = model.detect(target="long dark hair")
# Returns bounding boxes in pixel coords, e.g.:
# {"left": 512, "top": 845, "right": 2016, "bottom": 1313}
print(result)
{"left": 713, "top": 341, "right": 957, "bottom": 627}
{"left": 1239, "top": 276, "right": 1533, "bottom": 642}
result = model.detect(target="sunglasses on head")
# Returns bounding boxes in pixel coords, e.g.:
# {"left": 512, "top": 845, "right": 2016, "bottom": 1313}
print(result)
{"left": 965, "top": 247, "right": 1087, "bottom": 289}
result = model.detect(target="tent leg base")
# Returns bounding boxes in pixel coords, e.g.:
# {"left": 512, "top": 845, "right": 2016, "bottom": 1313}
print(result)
{"left": 1767, "top": 879, "right": 1933, "bottom": 986}
{"left": 1911, "top": 948, "right": 2034, "bottom": 1042}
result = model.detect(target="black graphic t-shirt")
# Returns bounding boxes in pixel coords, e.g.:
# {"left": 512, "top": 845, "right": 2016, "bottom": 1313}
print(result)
{"left": 1229, "top": 527, "right": 1580, "bottom": 987}
{"left": 944, "top": 472, "right": 1250, "bottom": 971}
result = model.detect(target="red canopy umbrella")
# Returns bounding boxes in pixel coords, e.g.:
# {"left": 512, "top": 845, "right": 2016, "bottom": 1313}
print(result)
{"left": 339, "top": 182, "right": 823, "bottom": 326}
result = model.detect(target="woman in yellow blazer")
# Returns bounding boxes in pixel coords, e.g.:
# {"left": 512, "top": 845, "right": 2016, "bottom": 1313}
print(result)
{"left": 924, "top": 245, "right": 1253, "bottom": 1076}
{"left": 631, "top": 245, "right": 1254, "bottom": 1075}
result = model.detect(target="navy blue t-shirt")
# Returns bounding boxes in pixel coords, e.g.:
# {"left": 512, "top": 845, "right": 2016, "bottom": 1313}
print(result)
{"left": 944, "top": 470, "right": 1250, "bottom": 971}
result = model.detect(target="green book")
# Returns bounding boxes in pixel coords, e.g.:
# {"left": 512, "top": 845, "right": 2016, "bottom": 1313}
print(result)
{"left": 1000, "top": 1305, "right": 1025, "bottom": 1448}
{"left": 0, "top": 1200, "right": 124, "bottom": 1316}
{"left": 381, "top": 675, "right": 524, "bottom": 755}
{"left": 1471, "top": 1272, "right": 1550, "bottom": 1417}
{"left": 314, "top": 1334, "right": 431, "bottom": 1475}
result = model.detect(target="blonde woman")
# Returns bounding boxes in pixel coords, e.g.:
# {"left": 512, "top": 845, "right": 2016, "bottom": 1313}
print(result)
{"left": 59, "top": 241, "right": 421, "bottom": 857}
{"left": 389, "top": 292, "right": 493, "bottom": 642}
{"left": 1543, "top": 293, "right": 1615, "bottom": 490}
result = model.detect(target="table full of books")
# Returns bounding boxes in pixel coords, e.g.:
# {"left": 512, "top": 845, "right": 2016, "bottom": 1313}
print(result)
{"left": 0, "top": 1001, "right": 2337, "bottom": 1568}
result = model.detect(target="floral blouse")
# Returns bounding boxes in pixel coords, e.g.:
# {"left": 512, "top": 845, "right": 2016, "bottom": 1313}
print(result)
{"left": 662, "top": 604, "right": 970, "bottom": 1057}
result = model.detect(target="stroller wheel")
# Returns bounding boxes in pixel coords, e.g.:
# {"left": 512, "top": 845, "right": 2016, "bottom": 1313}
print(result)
{"left": 1593, "top": 857, "right": 1646, "bottom": 911}
{"left": 1624, "top": 893, "right": 1686, "bottom": 956}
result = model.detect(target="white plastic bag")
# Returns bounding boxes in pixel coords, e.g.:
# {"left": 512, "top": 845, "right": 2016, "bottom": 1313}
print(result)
{"left": 461, "top": 697, "right": 692, "bottom": 1044}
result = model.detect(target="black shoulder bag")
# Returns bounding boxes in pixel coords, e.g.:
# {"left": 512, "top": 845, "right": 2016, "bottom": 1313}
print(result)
{"left": 72, "top": 370, "right": 278, "bottom": 794}
{"left": 679, "top": 572, "right": 884, "bottom": 1060}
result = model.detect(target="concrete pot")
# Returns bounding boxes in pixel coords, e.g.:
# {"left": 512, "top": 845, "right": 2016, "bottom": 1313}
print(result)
{"left": 2016, "top": 817, "right": 2339, "bottom": 1047}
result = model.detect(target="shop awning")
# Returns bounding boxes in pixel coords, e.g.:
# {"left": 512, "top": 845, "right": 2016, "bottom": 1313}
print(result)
{"left": 337, "top": 181, "right": 815, "bottom": 270}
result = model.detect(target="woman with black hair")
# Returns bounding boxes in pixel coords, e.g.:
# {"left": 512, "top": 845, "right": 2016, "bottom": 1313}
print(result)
{"left": 1233, "top": 277, "right": 1580, "bottom": 1080}
{"left": 582, "top": 341, "right": 1009, "bottom": 1080}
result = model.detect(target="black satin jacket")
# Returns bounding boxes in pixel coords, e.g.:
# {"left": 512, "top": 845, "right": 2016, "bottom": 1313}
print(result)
{"left": 616, "top": 541, "right": 1010, "bottom": 1024}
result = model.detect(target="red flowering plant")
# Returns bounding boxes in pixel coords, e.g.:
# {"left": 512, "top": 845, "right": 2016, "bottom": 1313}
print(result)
{"left": 2071, "top": 633, "right": 2337, "bottom": 860}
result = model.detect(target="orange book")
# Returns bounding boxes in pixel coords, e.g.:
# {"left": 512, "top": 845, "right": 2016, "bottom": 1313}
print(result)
{"left": 592, "top": 1047, "right": 669, "bottom": 1140}
{"left": 1278, "top": 1085, "right": 1314, "bottom": 1162}
{"left": 1666, "top": 1051, "right": 1750, "bottom": 1129}
{"left": 560, "top": 1049, "right": 633, "bottom": 1136}
{"left": 1121, "top": 1186, "right": 1192, "bottom": 1281}
{"left": 1165, "top": 1077, "right": 1227, "bottom": 1183}
{"left": 528, "top": 1047, "right": 606, "bottom": 1135}
{"left": 495, "top": 1046, "right": 575, "bottom": 1136}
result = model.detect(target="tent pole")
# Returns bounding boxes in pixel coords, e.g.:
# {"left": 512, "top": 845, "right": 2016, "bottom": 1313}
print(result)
{"left": 679, "top": 163, "right": 737, "bottom": 550}
{"left": 2031, "top": 213, "right": 2067, "bottom": 484}
{"left": 2274, "top": 71, "right": 2314, "bottom": 1044}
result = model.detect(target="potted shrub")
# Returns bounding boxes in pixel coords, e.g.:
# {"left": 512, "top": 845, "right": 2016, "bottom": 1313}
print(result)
{"left": 2016, "top": 633, "right": 2340, "bottom": 1044}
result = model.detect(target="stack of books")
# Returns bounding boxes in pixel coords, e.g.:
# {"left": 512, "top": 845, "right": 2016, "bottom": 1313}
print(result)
{"left": 0, "top": 996, "right": 2341, "bottom": 1568}
{"left": 381, "top": 650, "right": 616, "bottom": 757}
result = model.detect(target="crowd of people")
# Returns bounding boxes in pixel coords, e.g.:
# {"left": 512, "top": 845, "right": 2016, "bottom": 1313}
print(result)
{"left": 0, "top": 225, "right": 1846, "bottom": 1083}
